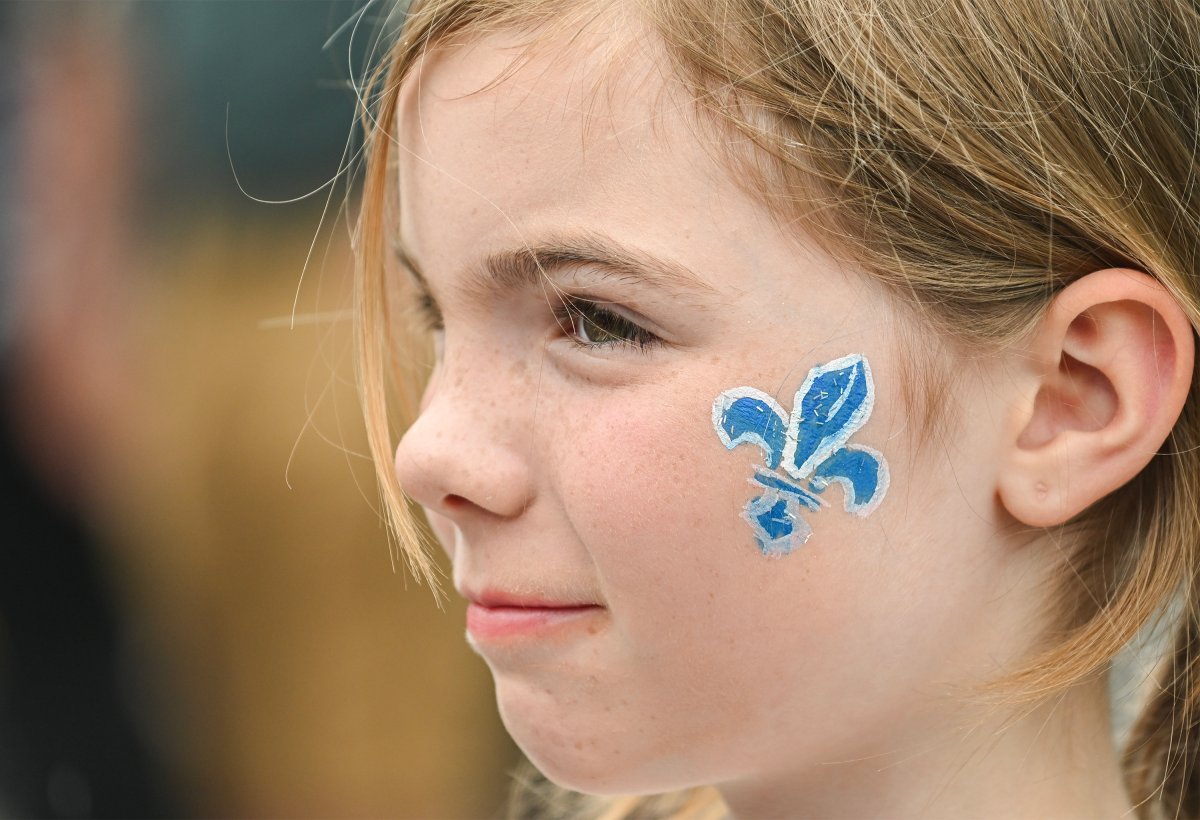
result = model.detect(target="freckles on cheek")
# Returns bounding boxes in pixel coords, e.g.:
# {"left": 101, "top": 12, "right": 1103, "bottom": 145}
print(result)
{"left": 560, "top": 400, "right": 742, "bottom": 564}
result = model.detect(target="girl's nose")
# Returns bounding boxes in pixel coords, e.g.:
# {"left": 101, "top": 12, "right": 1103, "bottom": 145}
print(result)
{"left": 392, "top": 366, "right": 537, "bottom": 521}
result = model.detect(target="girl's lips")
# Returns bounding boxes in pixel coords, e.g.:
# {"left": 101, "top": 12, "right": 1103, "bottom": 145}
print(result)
{"left": 462, "top": 584, "right": 600, "bottom": 609}
{"left": 465, "top": 603, "right": 606, "bottom": 642}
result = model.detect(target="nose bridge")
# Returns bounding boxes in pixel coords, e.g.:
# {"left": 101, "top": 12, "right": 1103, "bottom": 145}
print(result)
{"left": 394, "top": 337, "right": 537, "bottom": 518}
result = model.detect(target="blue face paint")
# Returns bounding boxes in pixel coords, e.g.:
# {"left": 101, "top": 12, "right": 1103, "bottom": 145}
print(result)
{"left": 711, "top": 354, "right": 891, "bottom": 556}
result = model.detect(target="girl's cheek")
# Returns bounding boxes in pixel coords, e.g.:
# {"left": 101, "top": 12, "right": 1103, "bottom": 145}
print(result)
{"left": 556, "top": 388, "right": 750, "bottom": 574}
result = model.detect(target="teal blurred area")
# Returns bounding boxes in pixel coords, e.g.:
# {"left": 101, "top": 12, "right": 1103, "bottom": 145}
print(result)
{"left": 0, "top": 2, "right": 517, "bottom": 816}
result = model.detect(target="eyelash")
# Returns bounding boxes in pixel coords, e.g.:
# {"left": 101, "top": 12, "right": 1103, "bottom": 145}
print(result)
{"left": 410, "top": 287, "right": 444, "bottom": 332}
{"left": 407, "top": 284, "right": 661, "bottom": 353}
{"left": 552, "top": 298, "right": 662, "bottom": 352}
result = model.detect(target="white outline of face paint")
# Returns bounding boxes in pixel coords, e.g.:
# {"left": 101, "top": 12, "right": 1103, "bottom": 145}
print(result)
{"left": 712, "top": 386, "right": 789, "bottom": 465}
{"left": 742, "top": 487, "right": 813, "bottom": 556}
{"left": 807, "top": 444, "right": 891, "bottom": 517}
{"left": 781, "top": 353, "right": 876, "bottom": 481}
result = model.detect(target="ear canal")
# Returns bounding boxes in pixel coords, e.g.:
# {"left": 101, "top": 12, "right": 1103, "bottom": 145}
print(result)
{"left": 1016, "top": 350, "right": 1117, "bottom": 451}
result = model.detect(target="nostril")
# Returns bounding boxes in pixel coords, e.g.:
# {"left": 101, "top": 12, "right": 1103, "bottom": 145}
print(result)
{"left": 442, "top": 493, "right": 472, "bottom": 511}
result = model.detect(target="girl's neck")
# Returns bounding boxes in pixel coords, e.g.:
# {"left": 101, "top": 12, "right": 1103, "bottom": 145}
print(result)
{"left": 717, "top": 678, "right": 1133, "bottom": 819}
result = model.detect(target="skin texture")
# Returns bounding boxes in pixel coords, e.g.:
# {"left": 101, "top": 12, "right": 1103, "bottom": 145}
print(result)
{"left": 387, "top": 18, "right": 1179, "bottom": 819}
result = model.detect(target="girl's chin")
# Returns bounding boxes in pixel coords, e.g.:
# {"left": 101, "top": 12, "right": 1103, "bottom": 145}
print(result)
{"left": 499, "top": 703, "right": 728, "bottom": 799}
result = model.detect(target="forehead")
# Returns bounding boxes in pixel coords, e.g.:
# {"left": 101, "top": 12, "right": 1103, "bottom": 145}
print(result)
{"left": 397, "top": 14, "right": 668, "bottom": 146}
{"left": 392, "top": 20, "right": 746, "bottom": 265}
{"left": 389, "top": 15, "right": 868, "bottom": 320}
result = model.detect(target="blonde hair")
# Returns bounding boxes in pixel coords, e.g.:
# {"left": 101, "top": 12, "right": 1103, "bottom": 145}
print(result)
{"left": 353, "top": 0, "right": 1200, "bottom": 817}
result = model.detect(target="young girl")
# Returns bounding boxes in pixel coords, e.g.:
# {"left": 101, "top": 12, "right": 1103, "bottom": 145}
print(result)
{"left": 353, "top": 0, "right": 1200, "bottom": 816}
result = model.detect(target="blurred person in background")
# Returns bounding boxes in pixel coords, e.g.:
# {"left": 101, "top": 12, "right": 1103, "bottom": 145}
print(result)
{"left": 1, "top": 2, "right": 515, "bottom": 816}
{"left": 0, "top": 4, "right": 179, "bottom": 816}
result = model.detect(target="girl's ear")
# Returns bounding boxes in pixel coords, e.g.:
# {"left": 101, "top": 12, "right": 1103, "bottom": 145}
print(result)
{"left": 998, "top": 268, "right": 1196, "bottom": 528}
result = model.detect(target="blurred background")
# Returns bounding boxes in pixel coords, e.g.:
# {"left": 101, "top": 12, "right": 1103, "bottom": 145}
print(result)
{"left": 0, "top": 1, "right": 518, "bottom": 816}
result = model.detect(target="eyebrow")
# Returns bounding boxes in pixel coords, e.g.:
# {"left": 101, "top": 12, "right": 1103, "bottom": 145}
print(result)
{"left": 394, "top": 230, "right": 717, "bottom": 304}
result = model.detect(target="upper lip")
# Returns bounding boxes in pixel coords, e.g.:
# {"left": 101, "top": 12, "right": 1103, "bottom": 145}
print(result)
{"left": 461, "top": 586, "right": 602, "bottom": 609}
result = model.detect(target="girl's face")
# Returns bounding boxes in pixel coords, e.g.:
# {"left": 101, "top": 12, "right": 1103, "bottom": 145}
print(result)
{"left": 392, "top": 25, "right": 1037, "bottom": 801}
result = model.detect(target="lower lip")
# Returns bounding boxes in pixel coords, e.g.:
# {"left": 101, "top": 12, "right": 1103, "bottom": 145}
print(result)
{"left": 466, "top": 603, "right": 605, "bottom": 642}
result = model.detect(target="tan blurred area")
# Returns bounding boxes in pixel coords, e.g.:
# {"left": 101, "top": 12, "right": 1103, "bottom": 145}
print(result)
{"left": 109, "top": 217, "right": 518, "bottom": 817}
{"left": 1, "top": 3, "right": 518, "bottom": 816}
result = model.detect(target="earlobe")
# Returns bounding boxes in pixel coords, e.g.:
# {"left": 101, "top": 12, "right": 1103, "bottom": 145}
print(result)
{"left": 998, "top": 269, "right": 1196, "bottom": 528}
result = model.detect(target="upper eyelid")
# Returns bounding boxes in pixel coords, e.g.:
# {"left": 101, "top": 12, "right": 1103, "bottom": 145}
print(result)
{"left": 393, "top": 242, "right": 432, "bottom": 295}
{"left": 560, "top": 293, "right": 668, "bottom": 340}
{"left": 396, "top": 250, "right": 650, "bottom": 321}
{"left": 409, "top": 269, "right": 438, "bottom": 309}
{"left": 394, "top": 231, "right": 718, "bottom": 306}
{"left": 392, "top": 245, "right": 444, "bottom": 321}
{"left": 395, "top": 267, "right": 443, "bottom": 331}
{"left": 392, "top": 241, "right": 676, "bottom": 346}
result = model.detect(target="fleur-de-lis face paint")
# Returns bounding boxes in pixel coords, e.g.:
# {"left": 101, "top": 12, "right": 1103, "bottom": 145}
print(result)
{"left": 712, "top": 354, "right": 890, "bottom": 556}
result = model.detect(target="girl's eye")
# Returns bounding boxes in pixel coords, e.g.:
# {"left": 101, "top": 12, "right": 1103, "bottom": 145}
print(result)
{"left": 419, "top": 292, "right": 444, "bottom": 332}
{"left": 409, "top": 281, "right": 444, "bottom": 332}
{"left": 556, "top": 298, "right": 661, "bottom": 351}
